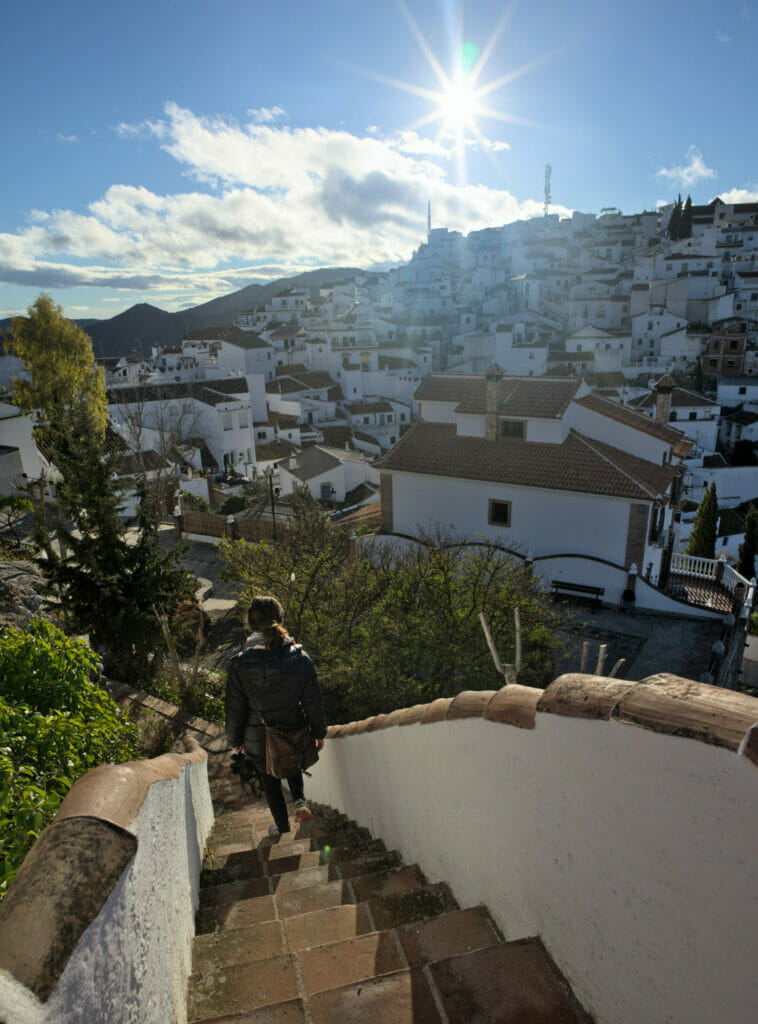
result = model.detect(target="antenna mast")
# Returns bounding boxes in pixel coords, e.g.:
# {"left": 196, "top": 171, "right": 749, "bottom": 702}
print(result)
{"left": 544, "top": 163, "right": 552, "bottom": 218}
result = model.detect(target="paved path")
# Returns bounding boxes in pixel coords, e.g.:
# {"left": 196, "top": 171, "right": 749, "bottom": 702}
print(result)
{"left": 559, "top": 606, "right": 708, "bottom": 681}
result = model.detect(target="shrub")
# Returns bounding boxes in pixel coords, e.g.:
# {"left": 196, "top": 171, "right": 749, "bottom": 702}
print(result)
{"left": 181, "top": 490, "right": 211, "bottom": 512}
{"left": 141, "top": 666, "right": 224, "bottom": 726}
{"left": 0, "top": 620, "right": 140, "bottom": 897}
{"left": 219, "top": 494, "right": 248, "bottom": 516}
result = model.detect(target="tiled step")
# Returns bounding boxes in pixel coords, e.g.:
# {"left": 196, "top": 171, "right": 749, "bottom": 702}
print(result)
{"left": 191, "top": 794, "right": 590, "bottom": 1023}
{"left": 307, "top": 967, "right": 443, "bottom": 1024}
{"left": 191, "top": 998, "right": 307, "bottom": 1023}
{"left": 188, "top": 953, "right": 299, "bottom": 1021}
{"left": 298, "top": 929, "right": 405, "bottom": 995}
{"left": 428, "top": 939, "right": 587, "bottom": 1023}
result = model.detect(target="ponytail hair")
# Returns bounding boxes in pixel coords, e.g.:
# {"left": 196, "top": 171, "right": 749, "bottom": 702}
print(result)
{"left": 247, "top": 595, "right": 288, "bottom": 650}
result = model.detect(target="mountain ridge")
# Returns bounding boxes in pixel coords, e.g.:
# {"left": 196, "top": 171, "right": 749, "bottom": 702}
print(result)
{"left": 0, "top": 266, "right": 363, "bottom": 358}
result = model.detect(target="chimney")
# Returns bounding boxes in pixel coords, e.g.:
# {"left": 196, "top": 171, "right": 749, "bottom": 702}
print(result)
{"left": 654, "top": 373, "right": 675, "bottom": 425}
{"left": 485, "top": 364, "right": 504, "bottom": 441}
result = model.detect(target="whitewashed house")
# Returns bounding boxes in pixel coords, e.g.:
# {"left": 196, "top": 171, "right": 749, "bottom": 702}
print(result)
{"left": 379, "top": 368, "right": 693, "bottom": 608}
{"left": 277, "top": 446, "right": 379, "bottom": 504}
{"left": 630, "top": 386, "right": 720, "bottom": 453}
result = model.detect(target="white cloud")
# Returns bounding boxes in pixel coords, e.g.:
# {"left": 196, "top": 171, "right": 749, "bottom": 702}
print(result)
{"left": 247, "top": 105, "right": 286, "bottom": 124}
{"left": 718, "top": 188, "right": 758, "bottom": 203}
{"left": 741, "top": 2, "right": 752, "bottom": 22}
{"left": 56, "top": 133, "right": 77, "bottom": 143}
{"left": 479, "top": 138, "right": 511, "bottom": 153}
{"left": 1, "top": 101, "right": 571, "bottom": 296}
{"left": 655, "top": 146, "right": 717, "bottom": 189}
{"left": 716, "top": 30, "right": 732, "bottom": 42}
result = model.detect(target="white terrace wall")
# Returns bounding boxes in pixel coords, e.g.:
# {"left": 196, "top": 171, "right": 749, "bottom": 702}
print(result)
{"left": 307, "top": 676, "right": 758, "bottom": 1024}
{"left": 0, "top": 740, "right": 214, "bottom": 1024}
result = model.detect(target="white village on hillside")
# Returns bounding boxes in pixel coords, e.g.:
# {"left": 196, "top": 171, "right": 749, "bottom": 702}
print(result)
{"left": 4, "top": 197, "right": 758, "bottom": 683}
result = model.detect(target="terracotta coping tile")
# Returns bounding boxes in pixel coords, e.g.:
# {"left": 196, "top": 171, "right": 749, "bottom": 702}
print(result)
{"left": 56, "top": 744, "right": 207, "bottom": 832}
{"left": 484, "top": 685, "right": 544, "bottom": 729}
{"left": 343, "top": 720, "right": 368, "bottom": 736}
{"left": 397, "top": 705, "right": 428, "bottom": 726}
{"left": 364, "top": 714, "right": 388, "bottom": 732}
{"left": 373, "top": 707, "right": 408, "bottom": 729}
{"left": 326, "top": 724, "right": 348, "bottom": 738}
{"left": 741, "top": 723, "right": 758, "bottom": 766}
{"left": 615, "top": 673, "right": 758, "bottom": 751}
{"left": 447, "top": 690, "right": 498, "bottom": 721}
{"left": 0, "top": 817, "right": 137, "bottom": 1000}
{"left": 420, "top": 697, "right": 454, "bottom": 724}
{"left": 538, "top": 673, "right": 637, "bottom": 721}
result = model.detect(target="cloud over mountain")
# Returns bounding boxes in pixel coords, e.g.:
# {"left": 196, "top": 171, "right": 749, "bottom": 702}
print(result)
{"left": 0, "top": 102, "right": 568, "bottom": 303}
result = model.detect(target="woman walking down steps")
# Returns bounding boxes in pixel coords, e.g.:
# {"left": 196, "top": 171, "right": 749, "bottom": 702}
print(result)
{"left": 225, "top": 595, "right": 327, "bottom": 837}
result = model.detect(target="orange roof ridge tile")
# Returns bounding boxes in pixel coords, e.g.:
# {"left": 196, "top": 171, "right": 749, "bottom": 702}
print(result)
{"left": 325, "top": 674, "right": 758, "bottom": 762}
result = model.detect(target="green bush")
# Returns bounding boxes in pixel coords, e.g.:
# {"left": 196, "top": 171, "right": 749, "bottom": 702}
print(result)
{"left": 141, "top": 667, "right": 224, "bottom": 727}
{"left": 0, "top": 620, "right": 140, "bottom": 897}
{"left": 181, "top": 490, "right": 211, "bottom": 512}
{"left": 219, "top": 494, "right": 248, "bottom": 516}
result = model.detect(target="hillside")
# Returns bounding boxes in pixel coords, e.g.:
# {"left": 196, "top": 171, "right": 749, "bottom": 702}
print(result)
{"left": 1, "top": 266, "right": 362, "bottom": 358}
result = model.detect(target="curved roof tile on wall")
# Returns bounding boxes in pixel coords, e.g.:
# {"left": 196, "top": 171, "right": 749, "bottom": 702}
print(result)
{"left": 326, "top": 673, "right": 758, "bottom": 767}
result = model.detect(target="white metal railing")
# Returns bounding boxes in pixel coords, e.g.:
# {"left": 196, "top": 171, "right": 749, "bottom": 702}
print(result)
{"left": 669, "top": 553, "right": 752, "bottom": 596}
{"left": 670, "top": 553, "right": 717, "bottom": 580}
{"left": 721, "top": 562, "right": 750, "bottom": 595}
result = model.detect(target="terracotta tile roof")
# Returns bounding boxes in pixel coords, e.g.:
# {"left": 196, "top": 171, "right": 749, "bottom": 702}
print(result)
{"left": 415, "top": 373, "right": 581, "bottom": 419}
{"left": 265, "top": 372, "right": 333, "bottom": 395}
{"left": 345, "top": 400, "right": 394, "bottom": 415}
{"left": 574, "top": 392, "right": 688, "bottom": 446}
{"left": 183, "top": 325, "right": 246, "bottom": 341}
{"left": 378, "top": 422, "right": 677, "bottom": 501}
{"left": 633, "top": 387, "right": 719, "bottom": 410}
{"left": 254, "top": 439, "right": 298, "bottom": 461}
{"left": 107, "top": 378, "right": 248, "bottom": 408}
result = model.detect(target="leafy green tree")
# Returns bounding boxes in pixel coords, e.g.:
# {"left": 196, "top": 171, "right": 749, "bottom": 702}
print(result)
{"left": 687, "top": 482, "right": 718, "bottom": 558}
{"left": 219, "top": 494, "right": 248, "bottom": 516}
{"left": 680, "top": 194, "right": 693, "bottom": 239}
{"left": 4, "top": 295, "right": 107, "bottom": 441}
{"left": 0, "top": 620, "right": 140, "bottom": 896}
{"left": 738, "top": 508, "right": 758, "bottom": 579}
{"left": 35, "top": 406, "right": 192, "bottom": 678}
{"left": 219, "top": 493, "right": 569, "bottom": 722}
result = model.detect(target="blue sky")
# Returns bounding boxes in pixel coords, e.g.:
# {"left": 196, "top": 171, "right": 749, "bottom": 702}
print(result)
{"left": 2, "top": 0, "right": 756, "bottom": 319}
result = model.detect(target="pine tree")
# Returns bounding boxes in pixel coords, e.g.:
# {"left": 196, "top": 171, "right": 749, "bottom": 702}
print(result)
{"left": 36, "top": 402, "right": 192, "bottom": 678}
{"left": 687, "top": 482, "right": 718, "bottom": 559}
{"left": 680, "top": 195, "right": 693, "bottom": 239}
{"left": 738, "top": 508, "right": 758, "bottom": 580}
{"left": 668, "top": 195, "right": 683, "bottom": 241}
{"left": 693, "top": 358, "right": 704, "bottom": 394}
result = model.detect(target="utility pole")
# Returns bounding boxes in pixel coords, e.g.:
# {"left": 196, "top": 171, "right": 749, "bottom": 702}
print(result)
{"left": 267, "top": 467, "right": 277, "bottom": 541}
{"left": 544, "top": 163, "right": 552, "bottom": 218}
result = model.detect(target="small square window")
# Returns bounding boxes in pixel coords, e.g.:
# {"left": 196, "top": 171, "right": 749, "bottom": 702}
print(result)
{"left": 688, "top": 411, "right": 697, "bottom": 421}
{"left": 488, "top": 499, "right": 511, "bottom": 527}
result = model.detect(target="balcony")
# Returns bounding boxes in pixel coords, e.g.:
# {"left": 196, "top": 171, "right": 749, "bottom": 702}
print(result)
{"left": 665, "top": 552, "right": 753, "bottom": 613}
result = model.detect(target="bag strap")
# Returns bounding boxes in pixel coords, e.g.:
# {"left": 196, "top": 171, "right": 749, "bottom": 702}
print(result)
{"left": 232, "top": 658, "right": 269, "bottom": 727}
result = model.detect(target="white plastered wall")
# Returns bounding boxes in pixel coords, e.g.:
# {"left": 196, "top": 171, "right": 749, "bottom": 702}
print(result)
{"left": 306, "top": 716, "right": 758, "bottom": 1024}
{"left": 0, "top": 758, "right": 213, "bottom": 1024}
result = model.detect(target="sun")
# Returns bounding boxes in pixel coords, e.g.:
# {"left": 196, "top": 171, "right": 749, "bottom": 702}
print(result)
{"left": 439, "top": 74, "right": 478, "bottom": 137}
{"left": 352, "top": 1, "right": 548, "bottom": 161}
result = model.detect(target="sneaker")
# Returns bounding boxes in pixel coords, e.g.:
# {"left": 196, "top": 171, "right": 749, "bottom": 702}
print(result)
{"left": 268, "top": 824, "right": 281, "bottom": 839}
{"left": 294, "top": 799, "right": 314, "bottom": 823}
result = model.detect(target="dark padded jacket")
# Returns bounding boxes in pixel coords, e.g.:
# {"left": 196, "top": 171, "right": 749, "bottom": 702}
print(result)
{"left": 225, "top": 637, "right": 327, "bottom": 754}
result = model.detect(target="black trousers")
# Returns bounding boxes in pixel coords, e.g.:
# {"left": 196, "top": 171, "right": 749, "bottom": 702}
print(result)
{"left": 246, "top": 726, "right": 304, "bottom": 833}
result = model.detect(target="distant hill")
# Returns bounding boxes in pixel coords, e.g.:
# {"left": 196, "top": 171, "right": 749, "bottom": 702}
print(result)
{"left": 0, "top": 267, "right": 362, "bottom": 358}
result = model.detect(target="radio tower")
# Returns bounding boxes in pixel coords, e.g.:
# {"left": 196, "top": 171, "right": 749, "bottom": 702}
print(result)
{"left": 544, "top": 164, "right": 552, "bottom": 218}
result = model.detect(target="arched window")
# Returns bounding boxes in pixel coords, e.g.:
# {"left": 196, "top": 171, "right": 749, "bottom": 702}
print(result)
{"left": 669, "top": 411, "right": 677, "bottom": 421}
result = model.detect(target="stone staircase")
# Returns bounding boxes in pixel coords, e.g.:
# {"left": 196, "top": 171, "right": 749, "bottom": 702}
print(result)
{"left": 188, "top": 757, "right": 592, "bottom": 1023}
